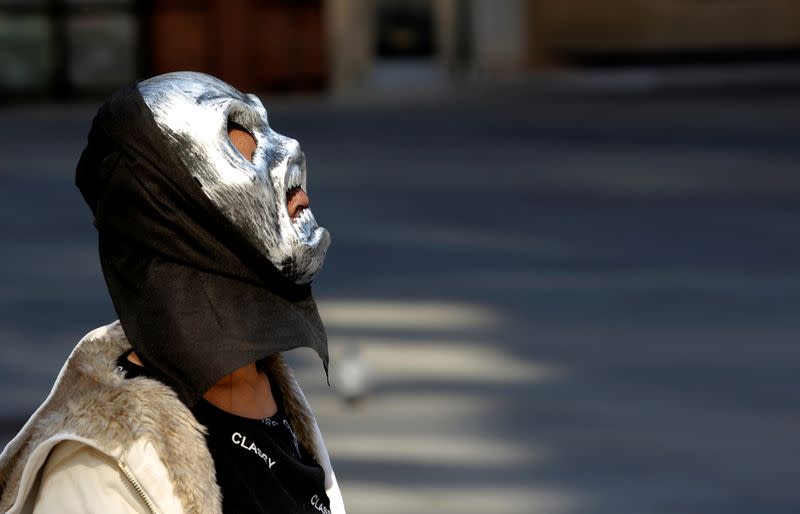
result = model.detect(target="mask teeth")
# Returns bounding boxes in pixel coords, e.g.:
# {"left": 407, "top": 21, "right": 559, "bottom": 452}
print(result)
{"left": 306, "top": 209, "right": 317, "bottom": 228}
{"left": 290, "top": 208, "right": 319, "bottom": 241}
{"left": 287, "top": 166, "right": 303, "bottom": 190}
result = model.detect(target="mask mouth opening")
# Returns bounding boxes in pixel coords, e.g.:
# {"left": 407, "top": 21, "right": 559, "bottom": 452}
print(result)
{"left": 286, "top": 187, "right": 309, "bottom": 220}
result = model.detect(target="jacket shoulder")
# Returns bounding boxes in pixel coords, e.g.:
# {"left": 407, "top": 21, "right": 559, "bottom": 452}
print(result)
{"left": 32, "top": 440, "right": 145, "bottom": 514}
{"left": 0, "top": 322, "right": 220, "bottom": 514}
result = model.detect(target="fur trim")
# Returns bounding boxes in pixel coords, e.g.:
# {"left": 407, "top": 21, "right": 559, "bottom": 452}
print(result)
{"left": 0, "top": 322, "right": 324, "bottom": 513}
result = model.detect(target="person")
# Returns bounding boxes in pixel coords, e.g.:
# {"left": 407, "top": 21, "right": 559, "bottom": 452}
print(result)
{"left": 0, "top": 71, "right": 345, "bottom": 514}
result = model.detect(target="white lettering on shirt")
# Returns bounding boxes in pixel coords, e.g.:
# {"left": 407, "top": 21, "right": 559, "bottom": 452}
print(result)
{"left": 231, "top": 431, "right": 276, "bottom": 469}
{"left": 310, "top": 494, "right": 330, "bottom": 514}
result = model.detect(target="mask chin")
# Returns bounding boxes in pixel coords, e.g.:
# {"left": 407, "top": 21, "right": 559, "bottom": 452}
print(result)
{"left": 283, "top": 218, "right": 331, "bottom": 284}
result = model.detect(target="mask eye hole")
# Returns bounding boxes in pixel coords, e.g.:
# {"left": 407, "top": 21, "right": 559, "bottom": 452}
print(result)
{"left": 228, "top": 120, "right": 257, "bottom": 162}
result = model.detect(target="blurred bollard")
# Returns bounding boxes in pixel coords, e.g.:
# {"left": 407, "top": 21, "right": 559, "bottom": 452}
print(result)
{"left": 335, "top": 343, "right": 370, "bottom": 407}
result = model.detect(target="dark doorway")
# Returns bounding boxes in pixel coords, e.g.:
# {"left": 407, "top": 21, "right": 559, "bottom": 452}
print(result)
{"left": 376, "top": 0, "right": 435, "bottom": 59}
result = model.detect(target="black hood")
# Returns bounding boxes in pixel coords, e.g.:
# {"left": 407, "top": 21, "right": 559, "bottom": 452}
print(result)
{"left": 75, "top": 83, "right": 328, "bottom": 406}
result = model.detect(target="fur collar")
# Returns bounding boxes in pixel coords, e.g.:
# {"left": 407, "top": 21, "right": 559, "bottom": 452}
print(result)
{"left": 0, "top": 321, "right": 321, "bottom": 513}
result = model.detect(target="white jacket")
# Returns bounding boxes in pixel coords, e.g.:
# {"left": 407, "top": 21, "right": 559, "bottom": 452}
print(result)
{"left": 0, "top": 322, "right": 345, "bottom": 514}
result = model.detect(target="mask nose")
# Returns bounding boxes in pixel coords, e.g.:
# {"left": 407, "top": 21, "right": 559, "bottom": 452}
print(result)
{"left": 284, "top": 138, "right": 305, "bottom": 169}
{"left": 280, "top": 136, "right": 307, "bottom": 192}
{"left": 284, "top": 140, "right": 307, "bottom": 191}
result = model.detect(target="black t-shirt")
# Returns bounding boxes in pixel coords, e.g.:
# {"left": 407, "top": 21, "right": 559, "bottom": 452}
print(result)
{"left": 116, "top": 352, "right": 332, "bottom": 514}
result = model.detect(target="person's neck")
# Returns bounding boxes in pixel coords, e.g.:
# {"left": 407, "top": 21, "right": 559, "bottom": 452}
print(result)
{"left": 127, "top": 351, "right": 278, "bottom": 419}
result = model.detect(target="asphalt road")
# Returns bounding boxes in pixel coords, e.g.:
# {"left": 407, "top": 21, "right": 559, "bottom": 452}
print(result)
{"left": 1, "top": 82, "right": 798, "bottom": 513}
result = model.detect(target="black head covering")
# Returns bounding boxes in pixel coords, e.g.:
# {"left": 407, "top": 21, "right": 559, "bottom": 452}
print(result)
{"left": 76, "top": 83, "right": 327, "bottom": 406}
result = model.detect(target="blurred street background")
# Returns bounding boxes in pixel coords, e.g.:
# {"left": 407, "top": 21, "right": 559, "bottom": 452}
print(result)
{"left": 2, "top": 1, "right": 800, "bottom": 513}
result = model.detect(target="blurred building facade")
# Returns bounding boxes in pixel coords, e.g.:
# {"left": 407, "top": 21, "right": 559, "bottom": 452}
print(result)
{"left": 1, "top": 0, "right": 800, "bottom": 98}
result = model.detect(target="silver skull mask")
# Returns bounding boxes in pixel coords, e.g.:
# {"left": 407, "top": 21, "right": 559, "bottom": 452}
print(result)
{"left": 137, "top": 72, "right": 330, "bottom": 284}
